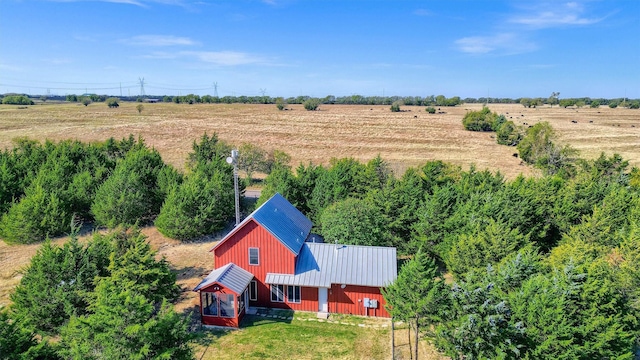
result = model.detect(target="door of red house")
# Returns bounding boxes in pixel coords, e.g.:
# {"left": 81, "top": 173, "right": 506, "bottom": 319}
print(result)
{"left": 318, "top": 287, "right": 328, "bottom": 312}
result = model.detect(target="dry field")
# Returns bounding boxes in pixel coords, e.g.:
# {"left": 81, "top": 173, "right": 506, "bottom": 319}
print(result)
{"left": 1, "top": 102, "right": 638, "bottom": 179}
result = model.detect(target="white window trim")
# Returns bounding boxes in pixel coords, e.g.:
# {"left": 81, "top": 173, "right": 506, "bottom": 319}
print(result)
{"left": 287, "top": 285, "right": 301, "bottom": 304}
{"left": 249, "top": 280, "right": 258, "bottom": 301}
{"left": 249, "top": 247, "right": 259, "bottom": 266}
{"left": 270, "top": 284, "right": 284, "bottom": 303}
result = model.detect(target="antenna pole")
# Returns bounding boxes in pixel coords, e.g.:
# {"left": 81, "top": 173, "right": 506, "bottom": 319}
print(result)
{"left": 227, "top": 150, "right": 240, "bottom": 226}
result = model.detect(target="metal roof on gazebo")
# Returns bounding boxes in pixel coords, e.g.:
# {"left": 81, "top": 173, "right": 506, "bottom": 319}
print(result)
{"left": 193, "top": 263, "right": 254, "bottom": 294}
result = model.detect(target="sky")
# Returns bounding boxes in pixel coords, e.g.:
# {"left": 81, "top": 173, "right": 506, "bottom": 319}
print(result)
{"left": 1, "top": 0, "right": 639, "bottom": 99}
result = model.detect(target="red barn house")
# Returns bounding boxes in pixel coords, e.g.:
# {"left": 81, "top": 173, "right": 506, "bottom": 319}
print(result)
{"left": 194, "top": 193, "right": 398, "bottom": 328}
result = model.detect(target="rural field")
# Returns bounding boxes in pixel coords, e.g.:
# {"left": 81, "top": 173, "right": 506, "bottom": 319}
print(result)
{"left": 1, "top": 101, "right": 639, "bottom": 359}
{"left": 1, "top": 102, "right": 639, "bottom": 179}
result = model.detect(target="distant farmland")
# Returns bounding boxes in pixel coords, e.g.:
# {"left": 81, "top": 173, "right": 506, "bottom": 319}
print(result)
{"left": 1, "top": 102, "right": 639, "bottom": 179}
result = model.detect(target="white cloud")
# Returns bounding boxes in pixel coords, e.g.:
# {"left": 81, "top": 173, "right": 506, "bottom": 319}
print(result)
{"left": 181, "top": 51, "right": 265, "bottom": 66}
{"left": 120, "top": 35, "right": 198, "bottom": 47}
{"left": 508, "top": 2, "right": 605, "bottom": 28}
{"left": 413, "top": 9, "right": 432, "bottom": 16}
{"left": 455, "top": 33, "right": 537, "bottom": 55}
{"left": 140, "top": 50, "right": 269, "bottom": 66}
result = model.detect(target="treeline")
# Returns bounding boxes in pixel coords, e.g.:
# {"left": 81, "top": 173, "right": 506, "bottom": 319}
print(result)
{"left": 0, "top": 133, "right": 252, "bottom": 244}
{"left": 1, "top": 226, "right": 193, "bottom": 359}
{"left": 259, "top": 152, "right": 640, "bottom": 358}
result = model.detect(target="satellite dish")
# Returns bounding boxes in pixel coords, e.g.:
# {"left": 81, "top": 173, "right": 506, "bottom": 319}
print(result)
{"left": 226, "top": 157, "right": 234, "bottom": 164}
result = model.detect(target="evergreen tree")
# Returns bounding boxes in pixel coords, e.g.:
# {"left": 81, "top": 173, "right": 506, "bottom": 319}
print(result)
{"left": 0, "top": 310, "right": 59, "bottom": 360}
{"left": 91, "top": 148, "right": 167, "bottom": 227}
{"left": 155, "top": 168, "right": 234, "bottom": 241}
{"left": 383, "top": 250, "right": 449, "bottom": 360}
{"left": 319, "top": 197, "right": 392, "bottom": 246}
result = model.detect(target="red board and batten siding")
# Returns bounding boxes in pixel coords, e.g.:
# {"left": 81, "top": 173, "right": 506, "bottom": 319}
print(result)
{"left": 214, "top": 219, "right": 297, "bottom": 308}
{"left": 267, "top": 286, "right": 319, "bottom": 312}
{"left": 199, "top": 283, "right": 245, "bottom": 328}
{"left": 329, "top": 284, "right": 390, "bottom": 318}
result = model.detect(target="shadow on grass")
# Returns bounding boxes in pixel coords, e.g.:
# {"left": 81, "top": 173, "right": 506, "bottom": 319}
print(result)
{"left": 240, "top": 308, "right": 294, "bottom": 327}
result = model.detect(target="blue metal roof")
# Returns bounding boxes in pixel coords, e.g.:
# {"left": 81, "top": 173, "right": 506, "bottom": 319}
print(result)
{"left": 193, "top": 263, "right": 254, "bottom": 294}
{"left": 265, "top": 243, "right": 397, "bottom": 288}
{"left": 251, "top": 193, "right": 312, "bottom": 256}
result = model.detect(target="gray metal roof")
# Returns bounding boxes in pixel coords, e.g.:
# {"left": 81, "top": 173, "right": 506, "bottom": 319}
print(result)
{"left": 193, "top": 263, "right": 254, "bottom": 294}
{"left": 265, "top": 243, "right": 397, "bottom": 288}
{"left": 213, "top": 193, "right": 312, "bottom": 256}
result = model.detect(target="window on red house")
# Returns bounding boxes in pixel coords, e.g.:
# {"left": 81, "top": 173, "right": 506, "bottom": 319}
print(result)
{"left": 270, "top": 284, "right": 284, "bottom": 302}
{"left": 202, "top": 292, "right": 218, "bottom": 316}
{"left": 249, "top": 248, "right": 259, "bottom": 265}
{"left": 287, "top": 286, "right": 301, "bottom": 303}
{"left": 219, "top": 294, "right": 235, "bottom": 318}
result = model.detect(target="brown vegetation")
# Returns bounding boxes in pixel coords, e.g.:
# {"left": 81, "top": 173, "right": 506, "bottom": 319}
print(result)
{"left": 2, "top": 102, "right": 638, "bottom": 179}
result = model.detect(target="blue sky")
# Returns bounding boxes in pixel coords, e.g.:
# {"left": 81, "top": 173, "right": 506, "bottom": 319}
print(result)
{"left": 1, "top": 0, "right": 638, "bottom": 98}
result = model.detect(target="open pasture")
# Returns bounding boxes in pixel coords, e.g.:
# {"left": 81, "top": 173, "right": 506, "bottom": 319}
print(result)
{"left": 1, "top": 102, "right": 638, "bottom": 179}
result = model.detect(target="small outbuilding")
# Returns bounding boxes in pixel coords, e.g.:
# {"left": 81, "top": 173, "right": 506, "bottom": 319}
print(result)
{"left": 193, "top": 263, "right": 254, "bottom": 328}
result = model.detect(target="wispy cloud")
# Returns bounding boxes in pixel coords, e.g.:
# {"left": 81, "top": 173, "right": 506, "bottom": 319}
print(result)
{"left": 42, "top": 58, "right": 74, "bottom": 65}
{"left": 508, "top": 2, "right": 606, "bottom": 28}
{"left": 119, "top": 35, "right": 199, "bottom": 47}
{"left": 141, "top": 50, "right": 269, "bottom": 66}
{"left": 46, "top": 0, "right": 189, "bottom": 8}
{"left": 455, "top": 33, "right": 537, "bottom": 55}
{"left": 413, "top": 9, "right": 432, "bottom": 17}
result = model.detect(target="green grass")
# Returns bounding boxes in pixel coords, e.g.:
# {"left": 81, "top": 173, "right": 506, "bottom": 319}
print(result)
{"left": 192, "top": 312, "right": 390, "bottom": 360}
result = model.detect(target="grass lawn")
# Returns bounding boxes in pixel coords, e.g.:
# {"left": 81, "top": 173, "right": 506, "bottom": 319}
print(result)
{"left": 193, "top": 312, "right": 390, "bottom": 360}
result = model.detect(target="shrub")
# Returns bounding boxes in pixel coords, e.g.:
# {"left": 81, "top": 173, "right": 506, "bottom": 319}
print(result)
{"left": 426, "top": 106, "right": 436, "bottom": 114}
{"left": 106, "top": 97, "right": 120, "bottom": 108}
{"left": 590, "top": 100, "right": 600, "bottom": 108}
{"left": 496, "top": 120, "right": 522, "bottom": 146}
{"left": 462, "top": 107, "right": 496, "bottom": 131}
{"left": 303, "top": 98, "right": 320, "bottom": 111}
{"left": 136, "top": 104, "right": 144, "bottom": 113}
{"left": 2, "top": 95, "right": 33, "bottom": 105}
{"left": 609, "top": 100, "right": 619, "bottom": 109}
{"left": 276, "top": 97, "right": 286, "bottom": 111}
{"left": 628, "top": 101, "right": 639, "bottom": 109}
{"left": 390, "top": 101, "right": 401, "bottom": 112}
{"left": 81, "top": 97, "right": 92, "bottom": 106}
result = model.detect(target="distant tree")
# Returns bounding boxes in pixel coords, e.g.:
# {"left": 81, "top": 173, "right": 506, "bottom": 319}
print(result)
{"left": 81, "top": 97, "right": 92, "bottom": 106}
{"left": 276, "top": 97, "right": 286, "bottom": 110}
{"left": 590, "top": 100, "right": 601, "bottom": 108}
{"left": 2, "top": 95, "right": 34, "bottom": 105}
{"left": 462, "top": 107, "right": 498, "bottom": 132}
{"left": 303, "top": 98, "right": 320, "bottom": 111}
{"left": 237, "top": 143, "right": 267, "bottom": 184}
{"left": 390, "top": 101, "right": 401, "bottom": 112}
{"left": 517, "top": 122, "right": 577, "bottom": 176}
{"left": 548, "top": 92, "right": 560, "bottom": 107}
{"left": 136, "top": 104, "right": 144, "bottom": 113}
{"left": 520, "top": 98, "right": 533, "bottom": 108}
{"left": 162, "top": 95, "right": 172, "bottom": 102}
{"left": 106, "top": 97, "right": 119, "bottom": 108}
{"left": 426, "top": 106, "right": 436, "bottom": 114}
{"left": 496, "top": 120, "right": 523, "bottom": 146}
{"left": 66, "top": 94, "right": 78, "bottom": 102}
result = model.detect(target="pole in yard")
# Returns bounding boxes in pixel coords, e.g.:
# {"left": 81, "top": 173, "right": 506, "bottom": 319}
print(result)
{"left": 227, "top": 149, "right": 240, "bottom": 226}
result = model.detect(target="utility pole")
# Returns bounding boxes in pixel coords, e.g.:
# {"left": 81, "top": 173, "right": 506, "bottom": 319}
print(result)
{"left": 226, "top": 149, "right": 240, "bottom": 226}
